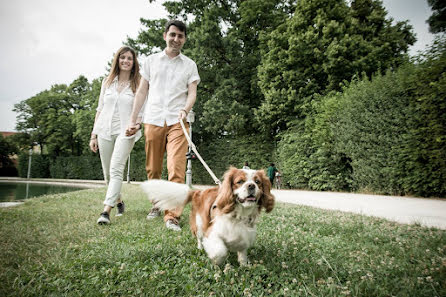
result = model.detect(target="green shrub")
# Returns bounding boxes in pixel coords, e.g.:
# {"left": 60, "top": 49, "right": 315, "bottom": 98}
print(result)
{"left": 277, "top": 99, "right": 353, "bottom": 192}
{"left": 191, "top": 134, "right": 275, "bottom": 185}
{"left": 276, "top": 37, "right": 446, "bottom": 197}
{"left": 49, "top": 155, "right": 103, "bottom": 180}
{"left": 0, "top": 166, "right": 18, "bottom": 177}
{"left": 18, "top": 153, "right": 50, "bottom": 178}
{"left": 398, "top": 37, "right": 446, "bottom": 196}
{"left": 333, "top": 71, "right": 412, "bottom": 195}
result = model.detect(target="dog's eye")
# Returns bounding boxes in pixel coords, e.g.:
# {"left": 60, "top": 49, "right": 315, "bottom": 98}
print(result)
{"left": 255, "top": 180, "right": 261, "bottom": 184}
{"left": 237, "top": 180, "right": 245, "bottom": 184}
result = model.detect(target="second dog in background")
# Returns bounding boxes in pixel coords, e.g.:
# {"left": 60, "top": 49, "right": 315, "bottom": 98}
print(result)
{"left": 141, "top": 167, "right": 275, "bottom": 265}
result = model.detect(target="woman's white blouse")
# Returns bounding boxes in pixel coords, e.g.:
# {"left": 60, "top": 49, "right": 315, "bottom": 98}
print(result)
{"left": 92, "top": 77, "right": 142, "bottom": 141}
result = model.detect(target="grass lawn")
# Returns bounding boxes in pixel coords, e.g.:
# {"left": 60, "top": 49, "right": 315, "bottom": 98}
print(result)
{"left": 0, "top": 184, "right": 445, "bottom": 297}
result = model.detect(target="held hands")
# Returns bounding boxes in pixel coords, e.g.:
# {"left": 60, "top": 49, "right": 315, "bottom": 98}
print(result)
{"left": 126, "top": 123, "right": 140, "bottom": 136}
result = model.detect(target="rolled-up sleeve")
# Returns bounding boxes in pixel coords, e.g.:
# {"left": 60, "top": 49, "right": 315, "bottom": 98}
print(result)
{"left": 140, "top": 57, "right": 151, "bottom": 83}
{"left": 96, "top": 79, "right": 107, "bottom": 112}
{"left": 188, "top": 62, "right": 200, "bottom": 85}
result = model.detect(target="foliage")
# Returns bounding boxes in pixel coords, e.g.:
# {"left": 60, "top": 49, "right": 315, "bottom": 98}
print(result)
{"left": 0, "top": 134, "right": 18, "bottom": 176}
{"left": 256, "top": 0, "right": 415, "bottom": 136}
{"left": 49, "top": 155, "right": 104, "bottom": 180}
{"left": 0, "top": 185, "right": 445, "bottom": 296}
{"left": 5, "top": 132, "right": 32, "bottom": 152}
{"left": 191, "top": 134, "right": 276, "bottom": 185}
{"left": 277, "top": 37, "right": 446, "bottom": 197}
{"left": 71, "top": 77, "right": 102, "bottom": 155}
{"left": 277, "top": 97, "right": 353, "bottom": 191}
{"left": 17, "top": 153, "right": 50, "bottom": 178}
{"left": 332, "top": 72, "right": 413, "bottom": 195}
{"left": 13, "top": 76, "right": 95, "bottom": 156}
{"left": 399, "top": 36, "right": 446, "bottom": 196}
{"left": 128, "top": 0, "right": 295, "bottom": 141}
{"left": 427, "top": 0, "right": 446, "bottom": 34}
{"left": 121, "top": 133, "right": 275, "bottom": 185}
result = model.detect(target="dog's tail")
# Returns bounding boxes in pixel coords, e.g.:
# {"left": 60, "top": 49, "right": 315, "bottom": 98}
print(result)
{"left": 141, "top": 179, "right": 192, "bottom": 211}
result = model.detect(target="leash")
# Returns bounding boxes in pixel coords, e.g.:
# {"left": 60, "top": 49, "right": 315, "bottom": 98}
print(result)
{"left": 180, "top": 119, "right": 222, "bottom": 186}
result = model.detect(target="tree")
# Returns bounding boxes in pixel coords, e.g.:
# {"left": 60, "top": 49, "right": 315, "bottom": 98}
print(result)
{"left": 13, "top": 75, "right": 92, "bottom": 156}
{"left": 256, "top": 0, "right": 415, "bottom": 136}
{"left": 0, "top": 134, "right": 17, "bottom": 172}
{"left": 427, "top": 0, "right": 446, "bottom": 34}
{"left": 72, "top": 77, "right": 102, "bottom": 155}
{"left": 128, "top": 0, "right": 295, "bottom": 140}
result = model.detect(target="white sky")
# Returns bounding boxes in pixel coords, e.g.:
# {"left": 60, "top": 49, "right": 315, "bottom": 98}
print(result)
{"left": 0, "top": 0, "right": 435, "bottom": 132}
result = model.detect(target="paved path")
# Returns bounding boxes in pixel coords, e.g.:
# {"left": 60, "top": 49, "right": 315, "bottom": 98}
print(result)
{"left": 272, "top": 189, "right": 446, "bottom": 230}
{"left": 2, "top": 178, "right": 445, "bottom": 230}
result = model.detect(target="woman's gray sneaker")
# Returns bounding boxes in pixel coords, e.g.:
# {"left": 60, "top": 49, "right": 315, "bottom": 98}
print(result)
{"left": 97, "top": 212, "right": 110, "bottom": 224}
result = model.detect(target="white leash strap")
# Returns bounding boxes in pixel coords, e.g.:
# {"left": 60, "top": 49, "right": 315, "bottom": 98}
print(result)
{"left": 180, "top": 120, "right": 222, "bottom": 186}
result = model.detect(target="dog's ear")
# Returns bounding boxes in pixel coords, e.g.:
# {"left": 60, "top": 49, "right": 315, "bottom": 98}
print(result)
{"left": 216, "top": 167, "right": 237, "bottom": 213}
{"left": 258, "top": 169, "right": 275, "bottom": 213}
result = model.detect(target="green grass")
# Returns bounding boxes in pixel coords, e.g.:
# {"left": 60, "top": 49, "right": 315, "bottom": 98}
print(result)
{"left": 0, "top": 184, "right": 445, "bottom": 297}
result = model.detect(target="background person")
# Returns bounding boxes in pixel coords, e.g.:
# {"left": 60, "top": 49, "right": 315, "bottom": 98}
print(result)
{"left": 266, "top": 163, "right": 279, "bottom": 187}
{"left": 275, "top": 171, "right": 282, "bottom": 189}
{"left": 90, "top": 46, "right": 143, "bottom": 225}
{"left": 242, "top": 161, "right": 250, "bottom": 170}
{"left": 126, "top": 20, "right": 200, "bottom": 231}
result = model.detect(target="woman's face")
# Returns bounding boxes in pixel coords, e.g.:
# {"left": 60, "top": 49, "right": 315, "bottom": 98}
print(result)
{"left": 118, "top": 50, "right": 134, "bottom": 72}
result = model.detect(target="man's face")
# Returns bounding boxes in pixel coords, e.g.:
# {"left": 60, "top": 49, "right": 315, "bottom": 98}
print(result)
{"left": 163, "top": 25, "right": 186, "bottom": 53}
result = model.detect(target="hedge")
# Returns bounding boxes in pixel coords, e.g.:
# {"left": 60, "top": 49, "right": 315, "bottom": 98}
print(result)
{"left": 18, "top": 153, "right": 50, "bottom": 178}
{"left": 16, "top": 133, "right": 275, "bottom": 185}
{"left": 276, "top": 49, "right": 446, "bottom": 197}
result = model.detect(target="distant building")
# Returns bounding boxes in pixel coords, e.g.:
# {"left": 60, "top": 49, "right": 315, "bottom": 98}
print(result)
{"left": 1, "top": 131, "right": 17, "bottom": 138}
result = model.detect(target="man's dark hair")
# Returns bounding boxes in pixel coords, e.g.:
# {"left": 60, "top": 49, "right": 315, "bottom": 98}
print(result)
{"left": 165, "top": 20, "right": 187, "bottom": 37}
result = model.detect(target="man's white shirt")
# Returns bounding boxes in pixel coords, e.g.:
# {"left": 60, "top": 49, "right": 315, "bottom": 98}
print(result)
{"left": 140, "top": 49, "right": 200, "bottom": 127}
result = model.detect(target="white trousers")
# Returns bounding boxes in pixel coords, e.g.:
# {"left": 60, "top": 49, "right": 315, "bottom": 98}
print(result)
{"left": 98, "top": 135, "right": 135, "bottom": 207}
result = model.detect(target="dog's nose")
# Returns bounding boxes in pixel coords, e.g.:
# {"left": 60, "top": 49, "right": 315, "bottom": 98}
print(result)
{"left": 248, "top": 184, "right": 255, "bottom": 191}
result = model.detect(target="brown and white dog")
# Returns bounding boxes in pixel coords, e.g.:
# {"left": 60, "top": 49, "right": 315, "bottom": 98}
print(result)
{"left": 141, "top": 167, "right": 275, "bottom": 265}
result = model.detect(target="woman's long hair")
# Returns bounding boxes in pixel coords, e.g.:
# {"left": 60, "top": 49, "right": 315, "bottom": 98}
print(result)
{"left": 104, "top": 46, "right": 140, "bottom": 93}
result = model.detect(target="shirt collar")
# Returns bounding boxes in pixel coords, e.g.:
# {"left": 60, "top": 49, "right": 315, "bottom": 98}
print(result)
{"left": 162, "top": 48, "right": 184, "bottom": 61}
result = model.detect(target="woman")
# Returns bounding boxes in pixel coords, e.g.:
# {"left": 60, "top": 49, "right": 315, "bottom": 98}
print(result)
{"left": 90, "top": 46, "right": 143, "bottom": 224}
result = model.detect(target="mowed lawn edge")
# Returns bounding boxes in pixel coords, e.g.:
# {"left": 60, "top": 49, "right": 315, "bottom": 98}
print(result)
{"left": 0, "top": 184, "right": 445, "bottom": 297}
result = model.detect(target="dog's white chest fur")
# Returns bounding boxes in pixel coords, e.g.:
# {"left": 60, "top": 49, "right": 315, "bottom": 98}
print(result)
{"left": 214, "top": 214, "right": 257, "bottom": 251}
{"left": 201, "top": 205, "right": 259, "bottom": 265}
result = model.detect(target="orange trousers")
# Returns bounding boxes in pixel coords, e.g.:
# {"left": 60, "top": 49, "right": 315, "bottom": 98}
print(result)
{"left": 144, "top": 122, "right": 189, "bottom": 222}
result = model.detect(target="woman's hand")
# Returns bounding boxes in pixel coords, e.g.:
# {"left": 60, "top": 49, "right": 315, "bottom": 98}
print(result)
{"left": 126, "top": 123, "right": 140, "bottom": 136}
{"left": 89, "top": 138, "right": 98, "bottom": 153}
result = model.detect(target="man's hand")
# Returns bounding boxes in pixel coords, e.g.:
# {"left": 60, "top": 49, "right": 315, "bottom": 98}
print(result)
{"left": 178, "top": 109, "right": 187, "bottom": 121}
{"left": 126, "top": 123, "right": 139, "bottom": 136}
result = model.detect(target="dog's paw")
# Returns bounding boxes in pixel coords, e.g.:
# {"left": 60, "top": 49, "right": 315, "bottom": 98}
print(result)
{"left": 197, "top": 241, "right": 203, "bottom": 250}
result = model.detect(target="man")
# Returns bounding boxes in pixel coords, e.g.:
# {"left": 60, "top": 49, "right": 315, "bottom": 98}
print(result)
{"left": 126, "top": 20, "right": 200, "bottom": 231}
